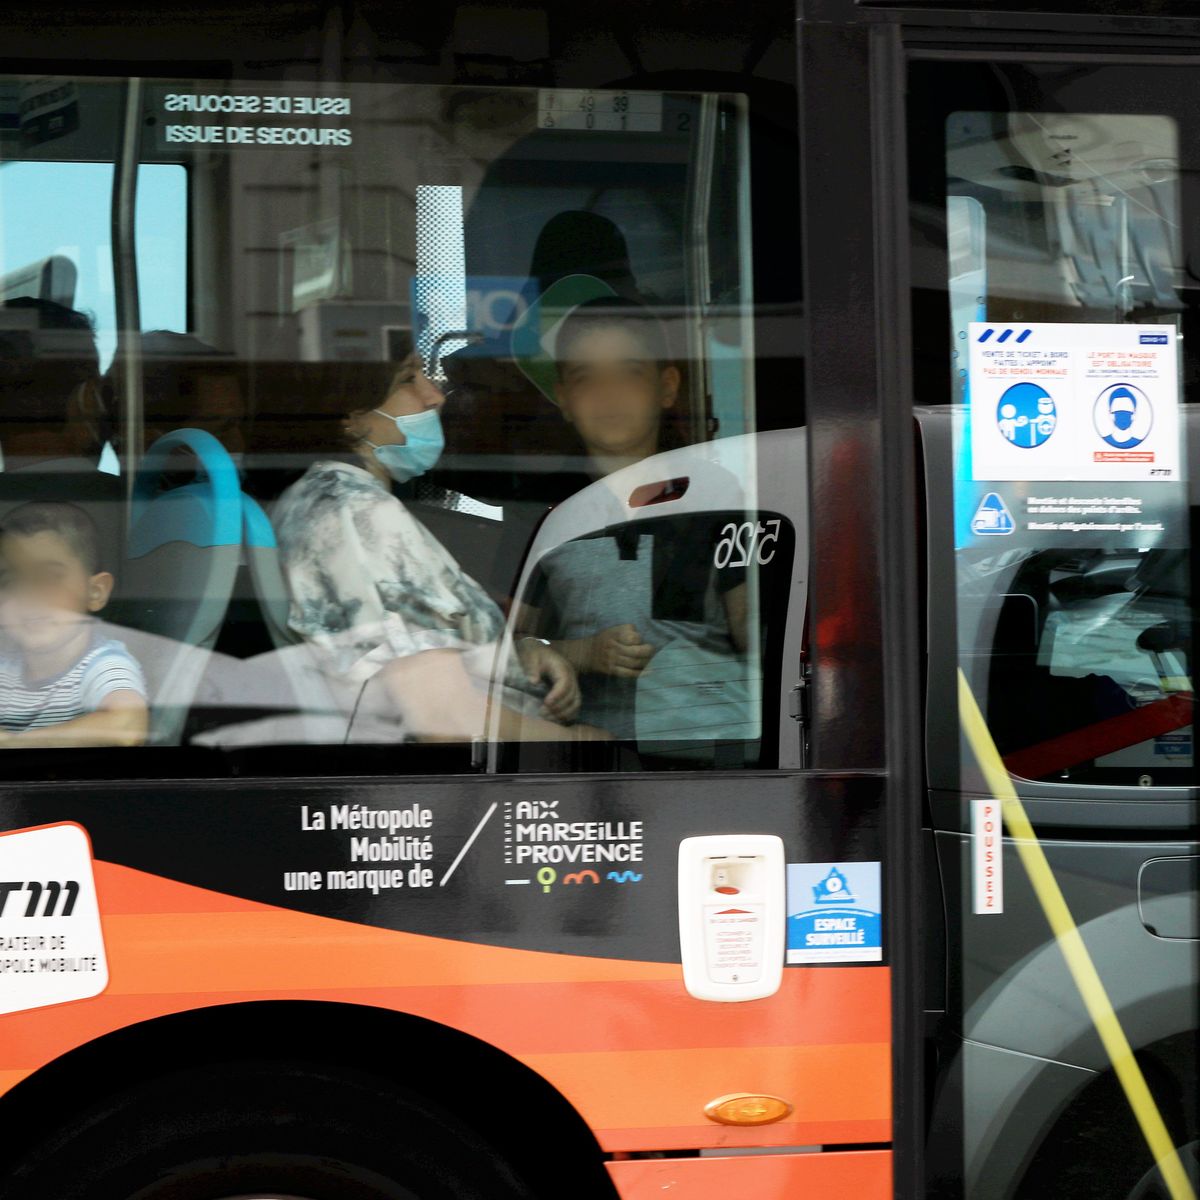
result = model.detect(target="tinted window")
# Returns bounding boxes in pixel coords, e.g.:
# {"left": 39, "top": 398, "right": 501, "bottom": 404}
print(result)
{"left": 0, "top": 75, "right": 805, "bottom": 777}
{"left": 914, "top": 93, "right": 1196, "bottom": 789}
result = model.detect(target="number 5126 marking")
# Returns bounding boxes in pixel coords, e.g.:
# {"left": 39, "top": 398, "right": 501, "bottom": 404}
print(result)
{"left": 714, "top": 519, "right": 781, "bottom": 568}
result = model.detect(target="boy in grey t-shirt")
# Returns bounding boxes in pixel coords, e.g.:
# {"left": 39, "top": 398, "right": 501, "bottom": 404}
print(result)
{"left": 518, "top": 299, "right": 749, "bottom": 738}
{"left": 0, "top": 502, "right": 146, "bottom": 747}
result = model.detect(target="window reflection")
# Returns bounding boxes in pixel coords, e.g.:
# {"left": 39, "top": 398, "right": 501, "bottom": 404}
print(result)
{"left": 947, "top": 110, "right": 1194, "bottom": 786}
{"left": 0, "top": 77, "right": 797, "bottom": 773}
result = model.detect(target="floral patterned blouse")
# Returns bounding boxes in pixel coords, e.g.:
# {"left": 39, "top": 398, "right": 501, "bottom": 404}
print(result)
{"left": 273, "top": 460, "right": 509, "bottom": 685}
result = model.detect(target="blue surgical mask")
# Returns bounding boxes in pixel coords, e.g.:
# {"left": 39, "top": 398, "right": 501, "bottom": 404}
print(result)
{"left": 366, "top": 407, "right": 444, "bottom": 483}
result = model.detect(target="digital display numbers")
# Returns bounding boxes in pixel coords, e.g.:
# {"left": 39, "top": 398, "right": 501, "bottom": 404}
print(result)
{"left": 537, "top": 90, "right": 663, "bottom": 133}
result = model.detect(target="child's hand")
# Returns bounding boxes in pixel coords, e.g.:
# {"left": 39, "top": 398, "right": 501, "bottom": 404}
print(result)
{"left": 584, "top": 624, "right": 655, "bottom": 678}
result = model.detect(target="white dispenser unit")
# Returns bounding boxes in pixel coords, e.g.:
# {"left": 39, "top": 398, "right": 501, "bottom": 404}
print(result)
{"left": 677, "top": 834, "right": 785, "bottom": 1002}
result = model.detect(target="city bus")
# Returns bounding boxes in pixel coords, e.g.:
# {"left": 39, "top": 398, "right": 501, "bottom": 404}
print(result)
{"left": 0, "top": 1, "right": 1194, "bottom": 1198}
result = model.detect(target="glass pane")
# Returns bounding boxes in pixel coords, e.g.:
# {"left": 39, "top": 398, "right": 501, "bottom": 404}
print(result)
{"left": 0, "top": 76, "right": 805, "bottom": 776}
{"left": 912, "top": 58, "right": 1200, "bottom": 1200}
{"left": 948, "top": 110, "right": 1191, "bottom": 784}
{"left": 0, "top": 160, "right": 187, "bottom": 370}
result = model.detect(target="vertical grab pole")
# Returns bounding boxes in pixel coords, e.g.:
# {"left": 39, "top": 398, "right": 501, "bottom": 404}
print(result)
{"left": 112, "top": 77, "right": 144, "bottom": 500}
{"left": 686, "top": 95, "right": 719, "bottom": 444}
{"left": 869, "top": 23, "right": 926, "bottom": 1200}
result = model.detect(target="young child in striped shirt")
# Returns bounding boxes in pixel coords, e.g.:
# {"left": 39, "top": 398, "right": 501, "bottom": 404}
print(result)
{"left": 0, "top": 501, "right": 147, "bottom": 747}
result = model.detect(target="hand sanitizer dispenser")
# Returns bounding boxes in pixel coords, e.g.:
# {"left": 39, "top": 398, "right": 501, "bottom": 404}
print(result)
{"left": 677, "top": 834, "right": 785, "bottom": 1002}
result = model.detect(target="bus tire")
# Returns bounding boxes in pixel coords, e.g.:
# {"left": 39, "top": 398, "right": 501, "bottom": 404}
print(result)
{"left": 1, "top": 1060, "right": 539, "bottom": 1200}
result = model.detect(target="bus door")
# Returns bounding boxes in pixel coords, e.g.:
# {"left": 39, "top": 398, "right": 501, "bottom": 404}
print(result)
{"left": 0, "top": 6, "right": 896, "bottom": 1199}
{"left": 905, "top": 19, "right": 1200, "bottom": 1200}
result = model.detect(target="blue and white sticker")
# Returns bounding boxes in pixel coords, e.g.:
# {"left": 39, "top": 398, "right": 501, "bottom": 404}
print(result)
{"left": 786, "top": 861, "right": 882, "bottom": 964}
{"left": 971, "top": 491, "right": 1015, "bottom": 536}
{"left": 1093, "top": 383, "right": 1152, "bottom": 450}
{"left": 996, "top": 381, "right": 1057, "bottom": 449}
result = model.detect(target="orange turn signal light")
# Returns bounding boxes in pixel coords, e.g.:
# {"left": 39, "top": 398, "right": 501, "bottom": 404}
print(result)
{"left": 703, "top": 1093, "right": 793, "bottom": 1127}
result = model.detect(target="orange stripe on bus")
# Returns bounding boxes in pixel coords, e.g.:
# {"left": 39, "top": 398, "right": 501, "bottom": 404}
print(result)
{"left": 0, "top": 863, "right": 891, "bottom": 1153}
{"left": 0, "top": 995, "right": 891, "bottom": 1149}
{"left": 607, "top": 1148, "right": 891, "bottom": 1199}
{"left": 0, "top": 1070, "right": 32, "bottom": 1094}
{"left": 599, "top": 1119, "right": 892, "bottom": 1153}
{"left": 87, "top": 866, "right": 887, "bottom": 1041}
{"left": 99, "top": 909, "right": 680, "bottom": 992}
{"left": 348, "top": 973, "right": 888, "bottom": 1053}
{"left": 97, "top": 907, "right": 892, "bottom": 1019}
{"left": 0, "top": 974, "right": 888, "bottom": 1066}
{"left": 522, "top": 1042, "right": 890, "bottom": 1138}
{"left": 94, "top": 860, "right": 278, "bottom": 915}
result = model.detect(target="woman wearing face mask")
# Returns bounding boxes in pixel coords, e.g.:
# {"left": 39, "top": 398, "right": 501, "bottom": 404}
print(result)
{"left": 272, "top": 357, "right": 606, "bottom": 744}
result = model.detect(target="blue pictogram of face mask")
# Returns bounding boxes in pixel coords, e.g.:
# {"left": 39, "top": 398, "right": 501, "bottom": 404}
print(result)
{"left": 366, "top": 406, "right": 445, "bottom": 483}
{"left": 1109, "top": 389, "right": 1137, "bottom": 431}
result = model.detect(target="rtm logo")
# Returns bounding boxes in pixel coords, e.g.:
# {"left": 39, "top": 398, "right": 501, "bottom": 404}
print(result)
{"left": 0, "top": 881, "right": 80, "bottom": 918}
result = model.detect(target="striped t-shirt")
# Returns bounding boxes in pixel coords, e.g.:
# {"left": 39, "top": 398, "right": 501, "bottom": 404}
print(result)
{"left": 0, "top": 635, "right": 147, "bottom": 733}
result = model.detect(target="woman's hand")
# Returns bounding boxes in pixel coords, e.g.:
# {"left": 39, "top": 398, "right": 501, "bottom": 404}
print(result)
{"left": 517, "top": 638, "right": 581, "bottom": 722}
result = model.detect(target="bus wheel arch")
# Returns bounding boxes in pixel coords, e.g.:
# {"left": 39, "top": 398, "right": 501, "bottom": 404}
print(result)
{"left": 0, "top": 999, "right": 618, "bottom": 1200}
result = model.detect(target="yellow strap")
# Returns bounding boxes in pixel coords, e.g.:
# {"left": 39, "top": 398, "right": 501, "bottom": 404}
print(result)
{"left": 957, "top": 669, "right": 1196, "bottom": 1200}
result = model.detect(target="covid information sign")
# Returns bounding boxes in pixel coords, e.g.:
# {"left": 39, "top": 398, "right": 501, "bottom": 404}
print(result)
{"left": 959, "top": 322, "right": 1185, "bottom": 550}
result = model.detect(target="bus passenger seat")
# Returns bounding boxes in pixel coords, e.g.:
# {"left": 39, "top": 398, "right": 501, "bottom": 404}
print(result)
{"left": 114, "top": 428, "right": 242, "bottom": 745}
{"left": 241, "top": 493, "right": 296, "bottom": 651}
{"left": 207, "top": 493, "right": 366, "bottom": 746}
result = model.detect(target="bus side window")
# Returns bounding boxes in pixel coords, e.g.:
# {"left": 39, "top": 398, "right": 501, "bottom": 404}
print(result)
{"left": 0, "top": 77, "right": 808, "bottom": 778}
{"left": 968, "top": 548, "right": 1193, "bottom": 785}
